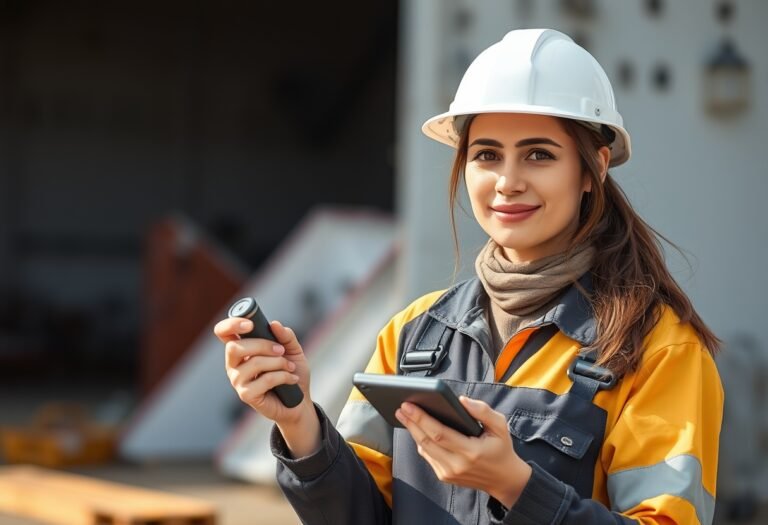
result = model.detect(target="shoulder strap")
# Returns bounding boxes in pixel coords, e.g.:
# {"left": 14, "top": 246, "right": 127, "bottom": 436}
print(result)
{"left": 399, "top": 316, "right": 450, "bottom": 376}
{"left": 567, "top": 348, "right": 618, "bottom": 401}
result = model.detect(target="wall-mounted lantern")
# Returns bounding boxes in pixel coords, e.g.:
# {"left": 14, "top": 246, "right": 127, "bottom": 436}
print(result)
{"left": 560, "top": 0, "right": 596, "bottom": 19}
{"left": 704, "top": 38, "right": 751, "bottom": 117}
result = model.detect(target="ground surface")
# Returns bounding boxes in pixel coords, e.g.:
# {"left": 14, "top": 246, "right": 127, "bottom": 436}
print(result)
{"left": 0, "top": 461, "right": 298, "bottom": 525}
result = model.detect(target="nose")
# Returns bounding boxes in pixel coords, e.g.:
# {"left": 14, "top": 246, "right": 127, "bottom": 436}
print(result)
{"left": 494, "top": 162, "right": 526, "bottom": 194}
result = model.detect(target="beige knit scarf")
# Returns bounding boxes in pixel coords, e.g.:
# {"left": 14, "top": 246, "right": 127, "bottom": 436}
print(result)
{"left": 475, "top": 239, "right": 595, "bottom": 354}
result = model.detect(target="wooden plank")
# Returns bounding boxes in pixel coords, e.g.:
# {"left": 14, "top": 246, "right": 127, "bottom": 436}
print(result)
{"left": 0, "top": 466, "right": 216, "bottom": 525}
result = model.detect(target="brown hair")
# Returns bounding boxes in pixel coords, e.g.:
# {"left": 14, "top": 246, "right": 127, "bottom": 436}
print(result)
{"left": 448, "top": 116, "right": 720, "bottom": 377}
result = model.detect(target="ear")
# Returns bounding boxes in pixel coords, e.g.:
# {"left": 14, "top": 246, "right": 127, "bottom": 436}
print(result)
{"left": 583, "top": 146, "right": 611, "bottom": 193}
{"left": 597, "top": 146, "right": 610, "bottom": 183}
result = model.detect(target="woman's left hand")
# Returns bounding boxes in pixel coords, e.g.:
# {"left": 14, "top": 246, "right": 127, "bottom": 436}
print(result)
{"left": 395, "top": 396, "right": 532, "bottom": 508}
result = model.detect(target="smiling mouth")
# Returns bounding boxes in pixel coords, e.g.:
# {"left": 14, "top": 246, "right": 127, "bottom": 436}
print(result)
{"left": 491, "top": 205, "right": 541, "bottom": 213}
{"left": 491, "top": 205, "right": 540, "bottom": 222}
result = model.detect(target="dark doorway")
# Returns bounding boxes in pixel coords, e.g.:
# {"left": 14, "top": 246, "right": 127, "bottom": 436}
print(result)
{"left": 0, "top": 0, "right": 398, "bottom": 390}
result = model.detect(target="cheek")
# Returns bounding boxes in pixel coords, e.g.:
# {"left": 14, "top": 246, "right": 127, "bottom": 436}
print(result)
{"left": 465, "top": 171, "right": 491, "bottom": 209}
{"left": 555, "top": 160, "right": 584, "bottom": 196}
{"left": 541, "top": 177, "right": 584, "bottom": 221}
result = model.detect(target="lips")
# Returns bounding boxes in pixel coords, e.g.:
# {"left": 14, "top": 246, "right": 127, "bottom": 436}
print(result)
{"left": 492, "top": 203, "right": 540, "bottom": 213}
{"left": 490, "top": 203, "right": 541, "bottom": 223}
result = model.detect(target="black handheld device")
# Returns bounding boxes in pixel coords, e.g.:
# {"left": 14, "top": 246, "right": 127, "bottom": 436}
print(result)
{"left": 228, "top": 297, "right": 304, "bottom": 408}
{"left": 352, "top": 373, "right": 483, "bottom": 437}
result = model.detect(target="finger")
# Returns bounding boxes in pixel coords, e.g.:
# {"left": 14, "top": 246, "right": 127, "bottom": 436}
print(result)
{"left": 230, "top": 355, "right": 295, "bottom": 387}
{"left": 395, "top": 407, "right": 433, "bottom": 448}
{"left": 225, "top": 339, "right": 285, "bottom": 369}
{"left": 460, "top": 396, "right": 506, "bottom": 435}
{"left": 242, "top": 370, "right": 300, "bottom": 403}
{"left": 397, "top": 403, "right": 465, "bottom": 451}
{"left": 214, "top": 317, "right": 254, "bottom": 341}
{"left": 403, "top": 402, "right": 467, "bottom": 445}
{"left": 269, "top": 321, "right": 303, "bottom": 356}
{"left": 397, "top": 407, "right": 457, "bottom": 468}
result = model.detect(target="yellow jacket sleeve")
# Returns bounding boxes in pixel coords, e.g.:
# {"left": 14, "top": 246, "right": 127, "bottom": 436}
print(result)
{"left": 599, "top": 340, "right": 724, "bottom": 524}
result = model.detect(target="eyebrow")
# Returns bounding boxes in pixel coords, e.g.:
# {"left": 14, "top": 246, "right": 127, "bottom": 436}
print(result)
{"left": 468, "top": 137, "right": 563, "bottom": 148}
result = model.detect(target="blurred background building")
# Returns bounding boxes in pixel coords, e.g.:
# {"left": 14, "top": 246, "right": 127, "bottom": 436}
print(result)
{"left": 0, "top": 0, "right": 765, "bottom": 524}
{"left": 0, "top": 0, "right": 397, "bottom": 386}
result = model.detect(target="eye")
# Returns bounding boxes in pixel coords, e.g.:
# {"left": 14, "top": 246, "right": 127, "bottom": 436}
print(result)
{"left": 526, "top": 149, "right": 555, "bottom": 161}
{"left": 472, "top": 149, "right": 499, "bottom": 162}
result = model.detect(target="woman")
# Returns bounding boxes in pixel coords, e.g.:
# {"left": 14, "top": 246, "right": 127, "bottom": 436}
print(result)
{"left": 215, "top": 29, "right": 722, "bottom": 524}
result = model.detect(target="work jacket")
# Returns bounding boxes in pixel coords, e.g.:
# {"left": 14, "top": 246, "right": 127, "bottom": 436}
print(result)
{"left": 271, "top": 275, "right": 723, "bottom": 524}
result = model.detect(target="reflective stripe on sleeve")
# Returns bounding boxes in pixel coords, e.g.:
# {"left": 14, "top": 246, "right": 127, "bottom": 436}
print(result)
{"left": 337, "top": 400, "right": 393, "bottom": 457}
{"left": 607, "top": 454, "right": 715, "bottom": 525}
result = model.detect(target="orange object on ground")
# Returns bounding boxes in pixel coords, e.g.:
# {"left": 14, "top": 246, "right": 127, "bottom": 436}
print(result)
{"left": 0, "top": 403, "right": 116, "bottom": 468}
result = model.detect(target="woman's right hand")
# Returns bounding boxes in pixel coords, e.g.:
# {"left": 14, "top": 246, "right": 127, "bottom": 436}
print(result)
{"left": 214, "top": 317, "right": 313, "bottom": 426}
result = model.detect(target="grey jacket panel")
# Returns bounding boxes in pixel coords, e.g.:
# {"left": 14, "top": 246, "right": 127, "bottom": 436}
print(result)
{"left": 391, "top": 378, "right": 609, "bottom": 524}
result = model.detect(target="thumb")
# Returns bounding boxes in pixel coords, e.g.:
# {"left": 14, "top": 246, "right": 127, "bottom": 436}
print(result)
{"left": 270, "top": 320, "right": 304, "bottom": 356}
{"left": 460, "top": 396, "right": 507, "bottom": 435}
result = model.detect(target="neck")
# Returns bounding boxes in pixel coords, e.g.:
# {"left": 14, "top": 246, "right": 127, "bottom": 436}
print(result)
{"left": 475, "top": 239, "right": 596, "bottom": 350}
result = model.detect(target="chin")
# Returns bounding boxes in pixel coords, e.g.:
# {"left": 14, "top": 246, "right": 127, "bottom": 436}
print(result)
{"left": 492, "top": 236, "right": 538, "bottom": 253}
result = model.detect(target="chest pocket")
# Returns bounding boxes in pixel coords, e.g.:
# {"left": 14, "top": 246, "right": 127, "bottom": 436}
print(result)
{"left": 509, "top": 408, "right": 594, "bottom": 459}
{"left": 506, "top": 405, "right": 600, "bottom": 498}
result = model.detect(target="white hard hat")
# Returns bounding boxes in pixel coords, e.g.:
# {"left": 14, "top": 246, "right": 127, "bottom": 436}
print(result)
{"left": 422, "top": 29, "right": 631, "bottom": 166}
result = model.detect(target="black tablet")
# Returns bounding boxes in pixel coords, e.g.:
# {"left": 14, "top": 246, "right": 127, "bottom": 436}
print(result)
{"left": 352, "top": 373, "right": 483, "bottom": 437}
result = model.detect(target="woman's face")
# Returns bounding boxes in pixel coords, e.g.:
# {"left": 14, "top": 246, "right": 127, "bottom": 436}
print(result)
{"left": 465, "top": 113, "right": 591, "bottom": 263}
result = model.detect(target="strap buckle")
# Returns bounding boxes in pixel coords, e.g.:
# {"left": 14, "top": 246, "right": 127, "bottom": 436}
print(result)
{"left": 399, "top": 317, "right": 450, "bottom": 374}
{"left": 567, "top": 349, "right": 617, "bottom": 391}
{"left": 400, "top": 345, "right": 447, "bottom": 372}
